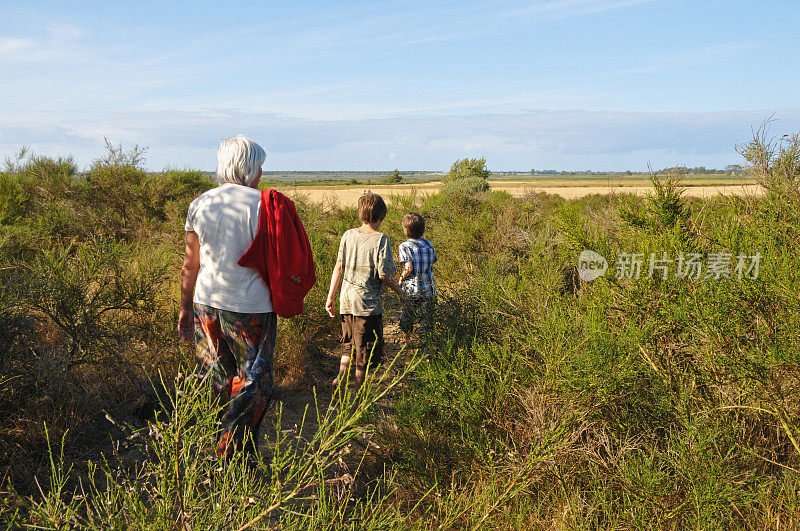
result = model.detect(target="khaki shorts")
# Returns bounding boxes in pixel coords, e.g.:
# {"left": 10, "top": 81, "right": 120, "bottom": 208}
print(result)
{"left": 340, "top": 314, "right": 384, "bottom": 371}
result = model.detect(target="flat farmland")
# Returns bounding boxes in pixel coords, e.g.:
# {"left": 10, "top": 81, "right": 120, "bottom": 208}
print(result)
{"left": 273, "top": 176, "right": 761, "bottom": 205}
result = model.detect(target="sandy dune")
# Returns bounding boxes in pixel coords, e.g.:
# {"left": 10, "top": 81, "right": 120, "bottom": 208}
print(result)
{"left": 274, "top": 180, "right": 763, "bottom": 207}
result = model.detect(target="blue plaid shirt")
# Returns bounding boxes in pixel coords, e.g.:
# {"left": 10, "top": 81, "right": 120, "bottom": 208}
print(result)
{"left": 398, "top": 238, "right": 437, "bottom": 297}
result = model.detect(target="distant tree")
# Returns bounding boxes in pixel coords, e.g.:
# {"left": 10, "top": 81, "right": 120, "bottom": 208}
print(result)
{"left": 443, "top": 157, "right": 490, "bottom": 183}
{"left": 662, "top": 165, "right": 735, "bottom": 175}
{"left": 663, "top": 165, "right": 689, "bottom": 174}
{"left": 385, "top": 169, "right": 402, "bottom": 184}
{"left": 725, "top": 164, "right": 744, "bottom": 174}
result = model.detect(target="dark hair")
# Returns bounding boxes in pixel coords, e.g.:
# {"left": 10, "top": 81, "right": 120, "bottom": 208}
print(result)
{"left": 358, "top": 191, "right": 387, "bottom": 223}
{"left": 402, "top": 212, "right": 425, "bottom": 238}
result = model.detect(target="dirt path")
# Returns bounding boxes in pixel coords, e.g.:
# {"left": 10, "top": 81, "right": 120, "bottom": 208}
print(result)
{"left": 274, "top": 181, "right": 763, "bottom": 207}
{"left": 262, "top": 310, "right": 407, "bottom": 452}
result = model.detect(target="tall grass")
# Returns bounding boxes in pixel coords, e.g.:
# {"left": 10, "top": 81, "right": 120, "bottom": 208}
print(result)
{"left": 20, "top": 351, "right": 420, "bottom": 530}
{"left": 3, "top": 132, "right": 800, "bottom": 528}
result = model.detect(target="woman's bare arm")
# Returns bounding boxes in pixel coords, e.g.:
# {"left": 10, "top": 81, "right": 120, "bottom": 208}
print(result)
{"left": 178, "top": 231, "right": 200, "bottom": 340}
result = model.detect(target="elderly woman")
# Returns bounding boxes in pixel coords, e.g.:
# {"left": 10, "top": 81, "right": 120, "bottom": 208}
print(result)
{"left": 178, "top": 135, "right": 274, "bottom": 458}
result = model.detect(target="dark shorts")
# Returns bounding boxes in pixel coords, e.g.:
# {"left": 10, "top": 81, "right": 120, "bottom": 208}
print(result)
{"left": 399, "top": 295, "right": 436, "bottom": 334}
{"left": 340, "top": 314, "right": 384, "bottom": 371}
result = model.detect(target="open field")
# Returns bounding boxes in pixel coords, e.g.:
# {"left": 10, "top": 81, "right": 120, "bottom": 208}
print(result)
{"left": 261, "top": 171, "right": 749, "bottom": 185}
{"left": 275, "top": 178, "right": 762, "bottom": 205}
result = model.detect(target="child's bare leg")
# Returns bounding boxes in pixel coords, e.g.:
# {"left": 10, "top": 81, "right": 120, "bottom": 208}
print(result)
{"left": 399, "top": 303, "right": 413, "bottom": 347}
{"left": 355, "top": 368, "right": 366, "bottom": 386}
{"left": 333, "top": 354, "right": 351, "bottom": 387}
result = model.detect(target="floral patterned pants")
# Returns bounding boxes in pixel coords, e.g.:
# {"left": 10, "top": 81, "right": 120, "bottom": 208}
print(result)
{"left": 193, "top": 303, "right": 277, "bottom": 458}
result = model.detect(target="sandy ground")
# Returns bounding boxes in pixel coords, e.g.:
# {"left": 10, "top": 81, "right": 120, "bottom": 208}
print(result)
{"left": 275, "top": 181, "right": 763, "bottom": 206}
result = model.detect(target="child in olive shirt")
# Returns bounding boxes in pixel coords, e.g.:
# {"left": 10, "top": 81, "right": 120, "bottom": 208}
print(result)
{"left": 325, "top": 192, "right": 404, "bottom": 386}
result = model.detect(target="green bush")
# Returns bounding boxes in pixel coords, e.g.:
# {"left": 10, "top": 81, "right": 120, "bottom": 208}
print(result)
{"left": 442, "top": 157, "right": 490, "bottom": 182}
{"left": 0, "top": 146, "right": 209, "bottom": 498}
{"left": 440, "top": 175, "right": 490, "bottom": 195}
{"left": 439, "top": 157, "right": 490, "bottom": 196}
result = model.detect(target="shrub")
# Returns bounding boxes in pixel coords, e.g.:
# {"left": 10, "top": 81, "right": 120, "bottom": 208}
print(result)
{"left": 739, "top": 125, "right": 800, "bottom": 239}
{"left": 619, "top": 171, "right": 689, "bottom": 233}
{"left": 21, "top": 240, "right": 171, "bottom": 375}
{"left": 443, "top": 157, "right": 490, "bottom": 183}
{"left": 440, "top": 157, "right": 490, "bottom": 196}
{"left": 0, "top": 171, "right": 26, "bottom": 225}
{"left": 440, "top": 175, "right": 490, "bottom": 195}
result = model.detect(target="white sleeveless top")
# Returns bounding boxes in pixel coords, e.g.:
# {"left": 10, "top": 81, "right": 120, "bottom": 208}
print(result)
{"left": 184, "top": 183, "right": 273, "bottom": 313}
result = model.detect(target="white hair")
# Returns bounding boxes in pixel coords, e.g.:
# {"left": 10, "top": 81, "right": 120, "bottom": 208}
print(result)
{"left": 216, "top": 135, "right": 266, "bottom": 186}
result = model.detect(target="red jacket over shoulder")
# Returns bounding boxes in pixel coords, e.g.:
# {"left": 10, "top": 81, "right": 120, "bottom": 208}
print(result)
{"left": 238, "top": 189, "right": 316, "bottom": 318}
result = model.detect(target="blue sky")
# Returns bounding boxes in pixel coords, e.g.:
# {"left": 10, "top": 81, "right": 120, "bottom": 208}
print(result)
{"left": 1, "top": 0, "right": 798, "bottom": 171}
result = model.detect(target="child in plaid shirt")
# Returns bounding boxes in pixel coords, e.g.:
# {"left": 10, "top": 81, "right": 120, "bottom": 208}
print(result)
{"left": 398, "top": 212, "right": 437, "bottom": 344}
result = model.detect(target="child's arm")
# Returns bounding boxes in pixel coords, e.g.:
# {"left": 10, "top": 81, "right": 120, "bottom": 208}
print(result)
{"left": 398, "top": 261, "right": 413, "bottom": 284}
{"left": 326, "top": 263, "right": 343, "bottom": 317}
{"left": 381, "top": 273, "right": 404, "bottom": 297}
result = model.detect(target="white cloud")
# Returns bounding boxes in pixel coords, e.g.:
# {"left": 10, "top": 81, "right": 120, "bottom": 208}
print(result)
{"left": 498, "top": 0, "right": 662, "bottom": 21}
{"left": 0, "top": 22, "right": 86, "bottom": 65}
{"left": 47, "top": 23, "right": 83, "bottom": 40}
{"left": 602, "top": 41, "right": 759, "bottom": 78}
{"left": 0, "top": 37, "right": 35, "bottom": 56}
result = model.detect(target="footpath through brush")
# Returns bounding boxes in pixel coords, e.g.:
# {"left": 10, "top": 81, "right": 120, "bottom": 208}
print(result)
{"left": 260, "top": 306, "right": 410, "bottom": 478}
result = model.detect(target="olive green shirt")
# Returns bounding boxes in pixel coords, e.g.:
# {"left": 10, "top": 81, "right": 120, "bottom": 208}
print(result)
{"left": 336, "top": 228, "right": 397, "bottom": 316}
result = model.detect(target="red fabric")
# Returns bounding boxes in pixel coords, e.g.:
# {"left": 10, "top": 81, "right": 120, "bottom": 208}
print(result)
{"left": 238, "top": 189, "right": 316, "bottom": 318}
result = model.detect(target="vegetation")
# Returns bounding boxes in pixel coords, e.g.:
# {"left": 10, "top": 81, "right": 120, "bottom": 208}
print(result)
{"left": 530, "top": 165, "right": 747, "bottom": 176}
{"left": 1, "top": 134, "right": 799, "bottom": 528}
{"left": 442, "top": 157, "right": 491, "bottom": 182}
{"left": 386, "top": 169, "right": 402, "bottom": 184}
{"left": 440, "top": 157, "right": 490, "bottom": 194}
